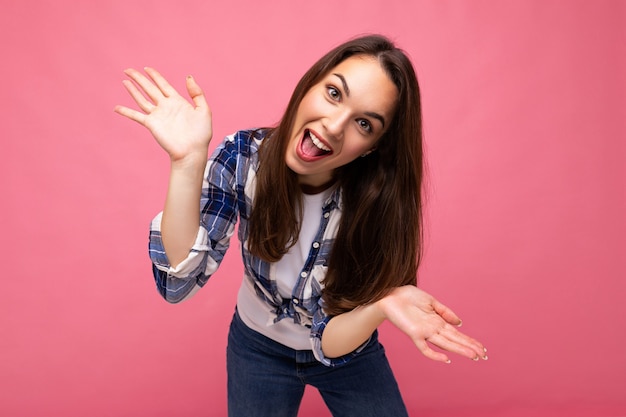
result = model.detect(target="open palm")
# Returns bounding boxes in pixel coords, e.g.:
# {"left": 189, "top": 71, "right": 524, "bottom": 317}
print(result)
{"left": 379, "top": 285, "right": 487, "bottom": 363}
{"left": 114, "top": 67, "right": 213, "bottom": 161}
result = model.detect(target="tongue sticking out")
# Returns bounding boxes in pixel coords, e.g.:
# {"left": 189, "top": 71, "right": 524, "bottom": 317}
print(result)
{"left": 301, "top": 132, "right": 331, "bottom": 157}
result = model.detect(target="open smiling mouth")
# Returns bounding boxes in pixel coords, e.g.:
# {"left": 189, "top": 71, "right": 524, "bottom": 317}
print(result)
{"left": 299, "top": 129, "right": 333, "bottom": 160}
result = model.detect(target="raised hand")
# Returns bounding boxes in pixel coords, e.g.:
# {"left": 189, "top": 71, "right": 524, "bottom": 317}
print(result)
{"left": 115, "top": 67, "right": 213, "bottom": 265}
{"left": 378, "top": 285, "right": 487, "bottom": 363}
{"left": 114, "top": 67, "right": 213, "bottom": 162}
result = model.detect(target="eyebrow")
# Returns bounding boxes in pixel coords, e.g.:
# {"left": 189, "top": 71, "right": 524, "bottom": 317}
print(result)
{"left": 332, "top": 73, "right": 387, "bottom": 128}
{"left": 333, "top": 73, "right": 351, "bottom": 97}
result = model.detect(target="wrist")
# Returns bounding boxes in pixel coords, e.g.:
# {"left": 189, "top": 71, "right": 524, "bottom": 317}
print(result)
{"left": 368, "top": 298, "right": 389, "bottom": 324}
{"left": 375, "top": 286, "right": 405, "bottom": 320}
{"left": 170, "top": 151, "right": 208, "bottom": 175}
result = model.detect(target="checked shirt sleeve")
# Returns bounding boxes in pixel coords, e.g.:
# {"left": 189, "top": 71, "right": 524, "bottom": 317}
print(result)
{"left": 310, "top": 299, "right": 372, "bottom": 367}
{"left": 148, "top": 135, "right": 241, "bottom": 303}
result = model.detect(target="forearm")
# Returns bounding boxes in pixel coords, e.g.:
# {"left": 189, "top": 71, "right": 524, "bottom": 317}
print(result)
{"left": 161, "top": 152, "right": 208, "bottom": 267}
{"left": 321, "top": 301, "right": 386, "bottom": 358}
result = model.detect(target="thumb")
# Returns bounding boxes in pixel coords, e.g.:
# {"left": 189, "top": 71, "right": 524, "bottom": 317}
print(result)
{"left": 186, "top": 75, "right": 209, "bottom": 109}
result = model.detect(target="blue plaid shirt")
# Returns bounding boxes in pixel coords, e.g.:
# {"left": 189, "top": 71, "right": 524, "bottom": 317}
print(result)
{"left": 149, "top": 129, "right": 367, "bottom": 366}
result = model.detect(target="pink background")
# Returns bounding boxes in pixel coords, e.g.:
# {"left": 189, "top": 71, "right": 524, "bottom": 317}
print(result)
{"left": 2, "top": 1, "right": 624, "bottom": 416}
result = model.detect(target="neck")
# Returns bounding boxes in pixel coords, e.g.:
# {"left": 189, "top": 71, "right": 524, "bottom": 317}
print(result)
{"left": 300, "top": 179, "right": 336, "bottom": 195}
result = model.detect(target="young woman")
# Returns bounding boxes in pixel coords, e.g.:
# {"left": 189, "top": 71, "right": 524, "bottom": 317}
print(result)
{"left": 115, "top": 34, "right": 487, "bottom": 417}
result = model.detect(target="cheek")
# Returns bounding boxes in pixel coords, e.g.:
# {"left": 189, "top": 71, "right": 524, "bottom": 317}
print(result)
{"left": 342, "top": 137, "right": 371, "bottom": 157}
{"left": 299, "top": 91, "right": 329, "bottom": 116}
{"left": 342, "top": 131, "right": 381, "bottom": 159}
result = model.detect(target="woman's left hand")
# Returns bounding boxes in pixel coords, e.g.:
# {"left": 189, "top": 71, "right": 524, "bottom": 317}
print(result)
{"left": 377, "top": 285, "right": 487, "bottom": 363}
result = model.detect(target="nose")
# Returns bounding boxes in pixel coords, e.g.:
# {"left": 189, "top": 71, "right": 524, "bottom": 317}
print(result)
{"left": 323, "top": 108, "right": 350, "bottom": 140}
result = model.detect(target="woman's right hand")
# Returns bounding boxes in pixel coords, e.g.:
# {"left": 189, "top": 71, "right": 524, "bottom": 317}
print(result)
{"left": 114, "top": 67, "right": 213, "bottom": 162}
{"left": 115, "top": 67, "right": 212, "bottom": 266}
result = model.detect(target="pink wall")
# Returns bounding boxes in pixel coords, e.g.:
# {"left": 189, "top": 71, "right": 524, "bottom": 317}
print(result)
{"left": 2, "top": 1, "right": 624, "bottom": 416}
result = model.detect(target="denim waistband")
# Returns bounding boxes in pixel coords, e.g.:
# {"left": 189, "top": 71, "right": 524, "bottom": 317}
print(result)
{"left": 231, "top": 308, "right": 379, "bottom": 365}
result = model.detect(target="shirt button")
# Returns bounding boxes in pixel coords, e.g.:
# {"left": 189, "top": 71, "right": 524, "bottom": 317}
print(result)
{"left": 323, "top": 212, "right": 330, "bottom": 218}
{"left": 312, "top": 242, "right": 320, "bottom": 249}
{"left": 300, "top": 271, "right": 307, "bottom": 278}
{"left": 292, "top": 298, "right": 299, "bottom": 305}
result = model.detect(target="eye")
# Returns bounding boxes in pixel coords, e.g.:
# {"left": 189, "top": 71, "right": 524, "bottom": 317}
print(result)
{"left": 326, "top": 85, "right": 341, "bottom": 101}
{"left": 357, "top": 119, "right": 372, "bottom": 133}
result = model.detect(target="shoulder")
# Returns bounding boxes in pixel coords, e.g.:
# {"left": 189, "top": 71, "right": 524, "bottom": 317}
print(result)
{"left": 211, "top": 128, "right": 269, "bottom": 166}
{"left": 226, "top": 128, "right": 271, "bottom": 153}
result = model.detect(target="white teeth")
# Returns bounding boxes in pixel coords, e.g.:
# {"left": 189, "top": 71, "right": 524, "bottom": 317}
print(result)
{"left": 309, "top": 132, "right": 331, "bottom": 151}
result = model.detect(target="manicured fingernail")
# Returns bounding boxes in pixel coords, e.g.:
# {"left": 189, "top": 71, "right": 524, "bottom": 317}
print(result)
{"left": 457, "top": 320, "right": 463, "bottom": 327}
{"left": 473, "top": 356, "right": 479, "bottom": 361}
{"left": 484, "top": 347, "right": 488, "bottom": 353}
{"left": 483, "top": 355, "right": 488, "bottom": 360}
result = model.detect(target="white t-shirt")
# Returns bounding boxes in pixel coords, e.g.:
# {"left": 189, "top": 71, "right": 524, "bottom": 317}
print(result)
{"left": 236, "top": 188, "right": 331, "bottom": 350}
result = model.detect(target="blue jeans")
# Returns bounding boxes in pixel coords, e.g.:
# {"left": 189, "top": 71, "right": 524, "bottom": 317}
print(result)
{"left": 227, "top": 310, "right": 409, "bottom": 417}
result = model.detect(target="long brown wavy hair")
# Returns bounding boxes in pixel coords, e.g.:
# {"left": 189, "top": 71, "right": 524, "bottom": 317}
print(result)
{"left": 248, "top": 34, "right": 424, "bottom": 315}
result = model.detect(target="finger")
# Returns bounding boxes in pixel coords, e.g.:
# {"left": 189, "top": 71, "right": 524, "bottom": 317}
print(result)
{"left": 432, "top": 298, "right": 462, "bottom": 326}
{"left": 113, "top": 105, "right": 147, "bottom": 125}
{"left": 121, "top": 79, "right": 155, "bottom": 113}
{"left": 443, "top": 327, "right": 483, "bottom": 351}
{"left": 123, "top": 68, "right": 165, "bottom": 104}
{"left": 426, "top": 333, "right": 478, "bottom": 361}
{"left": 428, "top": 330, "right": 487, "bottom": 361}
{"left": 185, "top": 75, "right": 209, "bottom": 110}
{"left": 443, "top": 327, "right": 487, "bottom": 358}
{"left": 414, "top": 339, "right": 451, "bottom": 364}
{"left": 144, "top": 67, "right": 177, "bottom": 98}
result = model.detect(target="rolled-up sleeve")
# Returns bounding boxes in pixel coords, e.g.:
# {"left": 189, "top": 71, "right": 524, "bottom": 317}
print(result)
{"left": 148, "top": 136, "right": 240, "bottom": 303}
{"left": 309, "top": 298, "right": 372, "bottom": 367}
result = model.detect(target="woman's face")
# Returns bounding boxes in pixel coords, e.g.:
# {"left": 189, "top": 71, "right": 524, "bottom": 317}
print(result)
{"left": 285, "top": 55, "right": 398, "bottom": 191}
